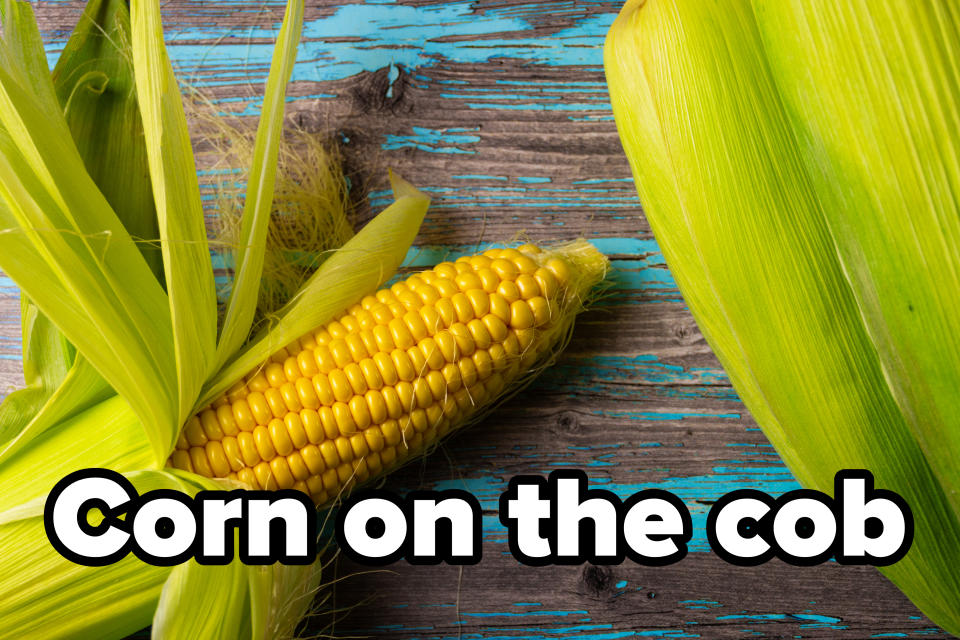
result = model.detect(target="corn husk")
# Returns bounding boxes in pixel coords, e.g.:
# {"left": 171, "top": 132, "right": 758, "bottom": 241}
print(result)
{"left": 605, "top": 0, "right": 960, "bottom": 633}
{"left": 752, "top": 0, "right": 960, "bottom": 515}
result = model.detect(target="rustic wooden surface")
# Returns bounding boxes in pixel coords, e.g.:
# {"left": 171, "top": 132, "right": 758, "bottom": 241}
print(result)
{"left": 0, "top": 0, "right": 949, "bottom": 637}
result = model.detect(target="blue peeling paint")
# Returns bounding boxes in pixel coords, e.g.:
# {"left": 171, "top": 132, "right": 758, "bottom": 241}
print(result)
{"left": 382, "top": 126, "right": 481, "bottom": 154}
{"left": 427, "top": 463, "right": 800, "bottom": 551}
{"left": 40, "top": 0, "right": 618, "bottom": 93}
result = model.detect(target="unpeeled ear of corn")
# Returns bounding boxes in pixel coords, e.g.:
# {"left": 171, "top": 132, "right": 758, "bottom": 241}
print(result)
{"left": 170, "top": 241, "right": 607, "bottom": 504}
{"left": 605, "top": 0, "right": 960, "bottom": 634}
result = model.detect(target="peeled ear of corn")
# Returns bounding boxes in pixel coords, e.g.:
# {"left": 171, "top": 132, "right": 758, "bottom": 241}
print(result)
{"left": 0, "top": 0, "right": 607, "bottom": 636}
{"left": 605, "top": 0, "right": 960, "bottom": 633}
{"left": 170, "top": 241, "right": 607, "bottom": 503}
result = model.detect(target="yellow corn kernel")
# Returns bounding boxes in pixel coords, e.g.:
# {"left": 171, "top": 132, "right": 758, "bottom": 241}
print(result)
{"left": 184, "top": 416, "right": 207, "bottom": 447}
{"left": 190, "top": 447, "right": 214, "bottom": 477}
{"left": 222, "top": 437, "right": 245, "bottom": 472}
{"left": 366, "top": 389, "right": 388, "bottom": 424}
{"left": 287, "top": 452, "right": 311, "bottom": 481}
{"left": 365, "top": 426, "right": 385, "bottom": 453}
{"left": 513, "top": 254, "right": 539, "bottom": 275}
{"left": 451, "top": 293, "right": 475, "bottom": 323}
{"left": 467, "top": 319, "right": 492, "bottom": 350}
{"left": 253, "top": 425, "right": 277, "bottom": 461}
{"left": 269, "top": 418, "right": 294, "bottom": 457}
{"left": 515, "top": 274, "right": 541, "bottom": 300}
{"left": 247, "top": 392, "right": 272, "bottom": 426}
{"left": 301, "top": 445, "right": 325, "bottom": 475}
{"left": 419, "top": 337, "right": 446, "bottom": 370}
{"left": 482, "top": 314, "right": 509, "bottom": 343}
{"left": 509, "top": 300, "right": 535, "bottom": 330}
{"left": 264, "top": 387, "right": 287, "bottom": 419}
{"left": 497, "top": 280, "right": 521, "bottom": 303}
{"left": 296, "top": 377, "right": 320, "bottom": 409}
{"left": 433, "top": 277, "right": 458, "bottom": 299}
{"left": 318, "top": 407, "right": 339, "bottom": 439}
{"left": 490, "top": 258, "right": 519, "bottom": 281}
{"left": 246, "top": 372, "right": 270, "bottom": 393}
{"left": 170, "top": 450, "right": 193, "bottom": 474}
{"left": 284, "top": 413, "right": 308, "bottom": 450}
{"left": 476, "top": 268, "right": 500, "bottom": 293}
{"left": 265, "top": 362, "right": 286, "bottom": 388}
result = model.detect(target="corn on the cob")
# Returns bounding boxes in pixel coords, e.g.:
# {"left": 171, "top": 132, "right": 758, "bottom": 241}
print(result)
{"left": 169, "top": 242, "right": 605, "bottom": 504}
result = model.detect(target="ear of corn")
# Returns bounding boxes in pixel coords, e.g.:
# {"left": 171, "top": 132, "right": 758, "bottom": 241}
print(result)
{"left": 0, "top": 0, "right": 605, "bottom": 636}
{"left": 605, "top": 0, "right": 960, "bottom": 633}
{"left": 170, "top": 240, "right": 607, "bottom": 503}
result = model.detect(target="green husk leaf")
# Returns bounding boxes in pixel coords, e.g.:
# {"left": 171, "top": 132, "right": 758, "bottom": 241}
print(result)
{"left": 153, "top": 558, "right": 250, "bottom": 640}
{"left": 1, "top": 0, "right": 167, "bottom": 450}
{"left": 0, "top": 514, "right": 168, "bottom": 639}
{"left": 0, "top": 296, "right": 74, "bottom": 443}
{"left": 130, "top": 0, "right": 217, "bottom": 435}
{"left": 154, "top": 549, "right": 324, "bottom": 640}
{"left": 247, "top": 561, "right": 324, "bottom": 640}
{"left": 0, "top": 395, "right": 152, "bottom": 508}
{"left": 0, "top": 66, "right": 179, "bottom": 466}
{"left": 604, "top": 0, "right": 960, "bottom": 633}
{"left": 197, "top": 174, "right": 429, "bottom": 409}
{"left": 0, "top": 355, "right": 113, "bottom": 464}
{"left": 0, "top": 2, "right": 79, "bottom": 428}
{"left": 53, "top": 0, "right": 163, "bottom": 278}
{"left": 19, "top": 295, "right": 74, "bottom": 383}
{"left": 0, "top": 469, "right": 212, "bottom": 640}
{"left": 215, "top": 0, "right": 305, "bottom": 368}
{"left": 0, "top": 0, "right": 59, "bottom": 115}
{"left": 1, "top": 0, "right": 157, "bottom": 458}
{"left": 751, "top": 0, "right": 960, "bottom": 516}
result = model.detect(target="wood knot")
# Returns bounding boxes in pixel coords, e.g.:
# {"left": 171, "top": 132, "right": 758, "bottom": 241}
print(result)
{"left": 555, "top": 411, "right": 581, "bottom": 434}
{"left": 672, "top": 320, "right": 700, "bottom": 345}
{"left": 350, "top": 64, "right": 407, "bottom": 114}
{"left": 578, "top": 565, "right": 614, "bottom": 597}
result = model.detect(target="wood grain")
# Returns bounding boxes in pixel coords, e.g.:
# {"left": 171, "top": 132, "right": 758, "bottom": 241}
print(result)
{"left": 0, "top": 0, "right": 949, "bottom": 637}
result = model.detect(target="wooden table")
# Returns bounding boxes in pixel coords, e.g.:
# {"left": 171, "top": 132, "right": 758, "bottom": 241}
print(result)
{"left": 1, "top": 0, "right": 949, "bottom": 637}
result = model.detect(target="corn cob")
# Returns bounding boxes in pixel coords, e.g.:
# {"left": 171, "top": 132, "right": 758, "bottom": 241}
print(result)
{"left": 169, "top": 241, "right": 606, "bottom": 504}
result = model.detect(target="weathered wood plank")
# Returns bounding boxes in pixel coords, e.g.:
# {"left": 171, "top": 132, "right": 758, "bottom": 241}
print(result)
{"left": 332, "top": 547, "right": 950, "bottom": 639}
{"left": 0, "top": 1, "right": 946, "bottom": 637}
